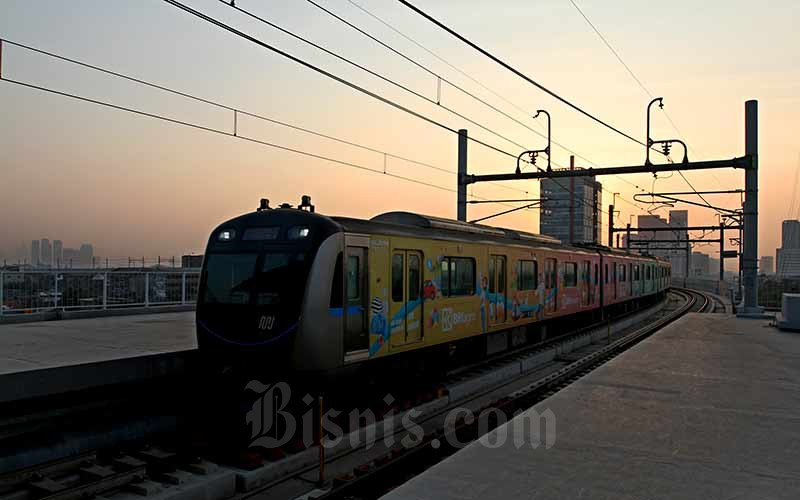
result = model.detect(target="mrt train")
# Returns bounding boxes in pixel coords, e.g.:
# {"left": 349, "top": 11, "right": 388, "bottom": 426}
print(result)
{"left": 196, "top": 197, "right": 670, "bottom": 374}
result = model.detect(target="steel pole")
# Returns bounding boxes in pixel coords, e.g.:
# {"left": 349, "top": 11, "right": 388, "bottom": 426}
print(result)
{"left": 741, "top": 100, "right": 761, "bottom": 314}
{"left": 457, "top": 129, "right": 468, "bottom": 221}
{"left": 719, "top": 222, "right": 725, "bottom": 281}
{"left": 608, "top": 204, "right": 614, "bottom": 248}
{"left": 626, "top": 224, "right": 631, "bottom": 253}
{"left": 569, "top": 156, "right": 575, "bottom": 244}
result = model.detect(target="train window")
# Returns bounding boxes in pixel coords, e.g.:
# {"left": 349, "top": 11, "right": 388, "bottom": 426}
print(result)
{"left": 604, "top": 263, "right": 609, "bottom": 284}
{"left": 488, "top": 257, "right": 496, "bottom": 295}
{"left": 453, "top": 258, "right": 475, "bottom": 296}
{"left": 545, "top": 258, "right": 557, "bottom": 289}
{"left": 629, "top": 263, "right": 633, "bottom": 282}
{"left": 347, "top": 255, "right": 360, "bottom": 300}
{"left": 330, "top": 253, "right": 343, "bottom": 307}
{"left": 518, "top": 260, "right": 537, "bottom": 290}
{"left": 497, "top": 257, "right": 506, "bottom": 299}
{"left": 620, "top": 263, "right": 626, "bottom": 282}
{"left": 408, "top": 254, "right": 420, "bottom": 302}
{"left": 441, "top": 257, "right": 476, "bottom": 297}
{"left": 201, "top": 253, "right": 258, "bottom": 304}
{"left": 634, "top": 265, "right": 640, "bottom": 281}
{"left": 646, "top": 266, "right": 650, "bottom": 281}
{"left": 392, "top": 254, "right": 404, "bottom": 302}
{"left": 564, "top": 262, "right": 578, "bottom": 287}
{"left": 594, "top": 263, "right": 599, "bottom": 285}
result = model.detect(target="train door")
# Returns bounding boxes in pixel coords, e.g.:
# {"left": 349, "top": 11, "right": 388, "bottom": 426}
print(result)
{"left": 344, "top": 246, "right": 368, "bottom": 354}
{"left": 488, "top": 255, "right": 507, "bottom": 326}
{"left": 544, "top": 258, "right": 557, "bottom": 313}
{"left": 390, "top": 250, "right": 423, "bottom": 347}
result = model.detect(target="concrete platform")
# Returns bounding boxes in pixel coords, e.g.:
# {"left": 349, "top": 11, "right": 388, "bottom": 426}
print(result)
{"left": 382, "top": 313, "right": 800, "bottom": 500}
{"left": 0, "top": 312, "right": 196, "bottom": 403}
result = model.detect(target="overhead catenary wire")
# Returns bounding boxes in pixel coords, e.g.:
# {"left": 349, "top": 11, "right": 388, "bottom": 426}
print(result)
{"left": 164, "top": 0, "right": 625, "bottom": 225}
{"left": 396, "top": 0, "right": 664, "bottom": 155}
{"left": 565, "top": 0, "right": 732, "bottom": 210}
{"left": 329, "top": 0, "right": 651, "bottom": 216}
{"left": 0, "top": 38, "right": 532, "bottom": 210}
{"left": 204, "top": 0, "right": 536, "bottom": 164}
{"left": 297, "top": 0, "right": 648, "bottom": 212}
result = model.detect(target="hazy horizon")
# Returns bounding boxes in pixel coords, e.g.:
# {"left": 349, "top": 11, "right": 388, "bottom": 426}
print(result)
{"left": 1, "top": 0, "right": 798, "bottom": 266}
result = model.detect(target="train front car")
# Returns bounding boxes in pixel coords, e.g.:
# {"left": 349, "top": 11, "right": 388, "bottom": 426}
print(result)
{"left": 196, "top": 197, "right": 342, "bottom": 375}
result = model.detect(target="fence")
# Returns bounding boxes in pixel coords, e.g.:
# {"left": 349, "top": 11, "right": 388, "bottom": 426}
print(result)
{"left": 0, "top": 270, "right": 200, "bottom": 315}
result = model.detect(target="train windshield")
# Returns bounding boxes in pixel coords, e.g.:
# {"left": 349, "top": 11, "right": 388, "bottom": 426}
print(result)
{"left": 200, "top": 252, "right": 309, "bottom": 305}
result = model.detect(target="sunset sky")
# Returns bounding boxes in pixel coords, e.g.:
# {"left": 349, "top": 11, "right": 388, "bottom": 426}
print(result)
{"left": 1, "top": 0, "right": 797, "bottom": 265}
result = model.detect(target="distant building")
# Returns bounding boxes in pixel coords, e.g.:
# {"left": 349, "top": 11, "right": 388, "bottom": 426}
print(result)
{"left": 778, "top": 248, "right": 800, "bottom": 278}
{"left": 623, "top": 211, "right": 690, "bottom": 277}
{"left": 761, "top": 255, "right": 774, "bottom": 275}
{"left": 40, "top": 239, "right": 52, "bottom": 268}
{"left": 79, "top": 244, "right": 94, "bottom": 267}
{"left": 782, "top": 220, "right": 800, "bottom": 249}
{"left": 31, "top": 240, "right": 40, "bottom": 267}
{"left": 539, "top": 170, "right": 602, "bottom": 244}
{"left": 777, "top": 220, "right": 800, "bottom": 277}
{"left": 53, "top": 240, "right": 63, "bottom": 268}
{"left": 182, "top": 254, "right": 204, "bottom": 269}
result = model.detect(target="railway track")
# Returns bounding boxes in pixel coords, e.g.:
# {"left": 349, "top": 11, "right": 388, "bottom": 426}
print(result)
{"left": 0, "top": 291, "right": 699, "bottom": 500}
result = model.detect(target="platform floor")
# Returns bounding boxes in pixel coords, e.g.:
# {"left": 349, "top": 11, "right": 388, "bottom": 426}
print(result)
{"left": 0, "top": 312, "right": 196, "bottom": 402}
{"left": 382, "top": 313, "right": 800, "bottom": 500}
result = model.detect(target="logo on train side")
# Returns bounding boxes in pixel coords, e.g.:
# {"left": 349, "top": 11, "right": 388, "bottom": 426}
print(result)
{"left": 440, "top": 307, "right": 477, "bottom": 332}
{"left": 258, "top": 315, "right": 275, "bottom": 331}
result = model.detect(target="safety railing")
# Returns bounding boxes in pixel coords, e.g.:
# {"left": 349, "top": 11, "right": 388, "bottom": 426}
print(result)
{"left": 0, "top": 270, "right": 200, "bottom": 315}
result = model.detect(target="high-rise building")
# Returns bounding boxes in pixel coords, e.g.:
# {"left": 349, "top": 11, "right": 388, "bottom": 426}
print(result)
{"left": 79, "top": 244, "right": 94, "bottom": 267}
{"left": 30, "top": 240, "right": 40, "bottom": 267}
{"left": 781, "top": 220, "right": 800, "bottom": 249}
{"left": 761, "top": 255, "right": 774, "bottom": 275}
{"left": 777, "top": 221, "right": 800, "bottom": 277}
{"left": 53, "top": 240, "right": 63, "bottom": 268}
{"left": 40, "top": 239, "right": 52, "bottom": 268}
{"left": 539, "top": 171, "right": 602, "bottom": 244}
{"left": 622, "top": 211, "right": 690, "bottom": 277}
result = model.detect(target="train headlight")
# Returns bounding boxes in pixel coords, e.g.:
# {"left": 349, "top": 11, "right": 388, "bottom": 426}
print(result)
{"left": 217, "top": 229, "right": 236, "bottom": 241}
{"left": 288, "top": 226, "right": 310, "bottom": 239}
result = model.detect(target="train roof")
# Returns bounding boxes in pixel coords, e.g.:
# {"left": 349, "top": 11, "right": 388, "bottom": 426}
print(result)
{"left": 331, "top": 211, "right": 665, "bottom": 262}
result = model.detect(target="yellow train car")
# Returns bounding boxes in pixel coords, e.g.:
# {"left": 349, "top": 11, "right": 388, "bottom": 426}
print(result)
{"left": 196, "top": 203, "right": 670, "bottom": 375}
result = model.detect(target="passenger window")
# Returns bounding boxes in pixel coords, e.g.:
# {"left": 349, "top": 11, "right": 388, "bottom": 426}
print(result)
{"left": 392, "top": 254, "right": 404, "bottom": 302}
{"left": 408, "top": 254, "right": 420, "bottom": 301}
{"left": 518, "top": 260, "right": 537, "bottom": 290}
{"left": 604, "top": 263, "right": 609, "bottom": 284}
{"left": 498, "top": 257, "right": 506, "bottom": 297}
{"left": 347, "top": 255, "right": 360, "bottom": 300}
{"left": 488, "top": 257, "right": 496, "bottom": 295}
{"left": 452, "top": 258, "right": 475, "bottom": 296}
{"left": 594, "top": 264, "right": 599, "bottom": 285}
{"left": 545, "top": 258, "right": 557, "bottom": 289}
{"left": 441, "top": 257, "right": 475, "bottom": 296}
{"left": 564, "top": 262, "right": 578, "bottom": 287}
{"left": 440, "top": 259, "right": 450, "bottom": 296}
